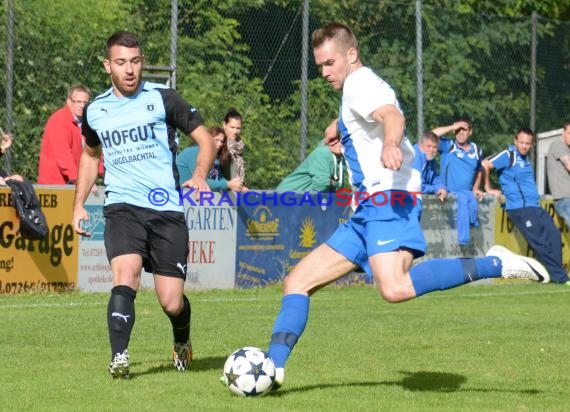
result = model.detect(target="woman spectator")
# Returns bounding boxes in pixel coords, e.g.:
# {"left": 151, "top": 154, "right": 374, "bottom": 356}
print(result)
{"left": 222, "top": 108, "right": 246, "bottom": 184}
{"left": 177, "top": 126, "right": 244, "bottom": 192}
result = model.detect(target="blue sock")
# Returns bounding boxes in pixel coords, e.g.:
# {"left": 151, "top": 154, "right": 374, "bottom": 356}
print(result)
{"left": 410, "top": 257, "right": 502, "bottom": 297}
{"left": 268, "top": 294, "right": 309, "bottom": 368}
{"left": 476, "top": 255, "right": 502, "bottom": 279}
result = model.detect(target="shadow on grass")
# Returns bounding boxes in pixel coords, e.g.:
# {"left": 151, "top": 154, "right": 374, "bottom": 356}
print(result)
{"left": 129, "top": 356, "right": 228, "bottom": 378}
{"left": 128, "top": 363, "right": 172, "bottom": 379}
{"left": 270, "top": 370, "right": 543, "bottom": 396}
{"left": 400, "top": 371, "right": 466, "bottom": 391}
{"left": 190, "top": 356, "right": 228, "bottom": 372}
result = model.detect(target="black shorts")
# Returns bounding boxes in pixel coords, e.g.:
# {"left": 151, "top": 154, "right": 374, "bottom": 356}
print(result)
{"left": 103, "top": 203, "right": 189, "bottom": 279}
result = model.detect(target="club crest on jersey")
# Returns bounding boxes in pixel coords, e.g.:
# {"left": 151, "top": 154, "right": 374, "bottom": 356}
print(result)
{"left": 147, "top": 104, "right": 155, "bottom": 112}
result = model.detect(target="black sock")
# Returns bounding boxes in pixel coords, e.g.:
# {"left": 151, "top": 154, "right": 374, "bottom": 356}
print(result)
{"left": 167, "top": 295, "right": 191, "bottom": 344}
{"left": 107, "top": 285, "right": 136, "bottom": 358}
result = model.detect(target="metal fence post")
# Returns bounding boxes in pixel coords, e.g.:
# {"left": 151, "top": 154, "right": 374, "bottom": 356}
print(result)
{"left": 530, "top": 11, "right": 537, "bottom": 134}
{"left": 170, "top": 0, "right": 178, "bottom": 90}
{"left": 3, "top": 0, "right": 14, "bottom": 173}
{"left": 415, "top": 0, "right": 423, "bottom": 140}
{"left": 299, "top": 0, "right": 310, "bottom": 162}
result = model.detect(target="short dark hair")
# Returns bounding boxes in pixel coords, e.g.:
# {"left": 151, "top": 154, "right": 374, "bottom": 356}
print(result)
{"left": 455, "top": 117, "right": 471, "bottom": 130}
{"left": 516, "top": 127, "right": 535, "bottom": 139}
{"left": 106, "top": 31, "right": 141, "bottom": 57}
{"left": 564, "top": 120, "right": 570, "bottom": 130}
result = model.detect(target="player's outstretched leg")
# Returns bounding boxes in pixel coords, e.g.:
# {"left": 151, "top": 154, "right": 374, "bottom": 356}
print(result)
{"left": 409, "top": 245, "right": 549, "bottom": 298}
{"left": 268, "top": 294, "right": 310, "bottom": 389}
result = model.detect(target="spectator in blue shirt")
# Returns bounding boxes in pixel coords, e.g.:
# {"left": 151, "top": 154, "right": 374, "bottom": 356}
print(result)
{"left": 432, "top": 119, "right": 484, "bottom": 199}
{"left": 483, "top": 127, "right": 569, "bottom": 284}
{"left": 432, "top": 119, "right": 483, "bottom": 245}
{"left": 412, "top": 131, "right": 447, "bottom": 201}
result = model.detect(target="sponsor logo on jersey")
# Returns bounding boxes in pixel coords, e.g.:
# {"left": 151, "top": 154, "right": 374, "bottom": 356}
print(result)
{"left": 99, "top": 122, "right": 157, "bottom": 148}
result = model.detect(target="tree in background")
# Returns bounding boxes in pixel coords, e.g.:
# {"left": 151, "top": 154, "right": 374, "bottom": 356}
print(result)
{"left": 2, "top": 0, "right": 570, "bottom": 188}
{"left": 0, "top": 0, "right": 140, "bottom": 179}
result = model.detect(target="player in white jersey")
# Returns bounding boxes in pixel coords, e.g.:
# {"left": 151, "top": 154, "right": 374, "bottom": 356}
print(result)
{"left": 264, "top": 22, "right": 549, "bottom": 389}
{"left": 338, "top": 67, "right": 420, "bottom": 196}
{"left": 72, "top": 31, "right": 216, "bottom": 378}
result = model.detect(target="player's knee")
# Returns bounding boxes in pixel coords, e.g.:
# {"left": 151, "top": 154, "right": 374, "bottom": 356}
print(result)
{"left": 160, "top": 297, "right": 183, "bottom": 316}
{"left": 377, "top": 283, "right": 407, "bottom": 303}
{"left": 283, "top": 274, "right": 299, "bottom": 293}
{"left": 283, "top": 272, "right": 310, "bottom": 295}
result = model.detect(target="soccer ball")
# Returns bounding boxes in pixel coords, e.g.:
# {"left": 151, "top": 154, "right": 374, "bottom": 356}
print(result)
{"left": 222, "top": 347, "right": 276, "bottom": 396}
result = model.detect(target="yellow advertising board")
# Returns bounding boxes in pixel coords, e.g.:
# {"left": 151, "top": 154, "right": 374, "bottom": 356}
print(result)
{"left": 0, "top": 186, "right": 78, "bottom": 293}
{"left": 494, "top": 198, "right": 570, "bottom": 274}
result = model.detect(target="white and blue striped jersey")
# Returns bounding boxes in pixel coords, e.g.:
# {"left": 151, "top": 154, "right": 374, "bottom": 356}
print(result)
{"left": 82, "top": 81, "right": 203, "bottom": 212}
{"left": 337, "top": 67, "right": 421, "bottom": 195}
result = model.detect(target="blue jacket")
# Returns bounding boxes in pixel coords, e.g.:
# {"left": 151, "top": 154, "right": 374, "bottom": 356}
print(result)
{"left": 487, "top": 144, "right": 540, "bottom": 210}
{"left": 455, "top": 190, "right": 480, "bottom": 245}
{"left": 438, "top": 138, "right": 483, "bottom": 192}
{"left": 412, "top": 144, "right": 446, "bottom": 194}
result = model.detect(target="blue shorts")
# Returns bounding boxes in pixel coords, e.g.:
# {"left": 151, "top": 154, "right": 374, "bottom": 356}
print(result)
{"left": 326, "top": 190, "right": 426, "bottom": 278}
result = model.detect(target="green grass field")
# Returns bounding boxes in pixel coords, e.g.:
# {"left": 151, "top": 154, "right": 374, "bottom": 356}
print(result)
{"left": 1, "top": 283, "right": 569, "bottom": 411}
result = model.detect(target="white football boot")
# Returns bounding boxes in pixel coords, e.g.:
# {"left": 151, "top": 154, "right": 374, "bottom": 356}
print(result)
{"left": 486, "top": 245, "right": 550, "bottom": 283}
{"left": 108, "top": 349, "right": 130, "bottom": 379}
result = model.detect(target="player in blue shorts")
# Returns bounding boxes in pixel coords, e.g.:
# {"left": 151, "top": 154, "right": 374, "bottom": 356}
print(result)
{"left": 72, "top": 31, "right": 216, "bottom": 378}
{"left": 265, "top": 22, "right": 550, "bottom": 389}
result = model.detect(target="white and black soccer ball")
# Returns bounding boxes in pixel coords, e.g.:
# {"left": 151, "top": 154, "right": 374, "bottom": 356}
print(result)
{"left": 222, "top": 346, "right": 276, "bottom": 397}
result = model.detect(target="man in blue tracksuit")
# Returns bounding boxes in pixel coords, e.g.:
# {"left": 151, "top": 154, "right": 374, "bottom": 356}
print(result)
{"left": 412, "top": 131, "right": 448, "bottom": 201}
{"left": 432, "top": 119, "right": 484, "bottom": 198}
{"left": 483, "top": 127, "right": 569, "bottom": 284}
{"left": 432, "top": 119, "right": 483, "bottom": 244}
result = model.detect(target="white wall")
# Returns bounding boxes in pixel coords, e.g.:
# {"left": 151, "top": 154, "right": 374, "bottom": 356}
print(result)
{"left": 537, "top": 128, "right": 562, "bottom": 195}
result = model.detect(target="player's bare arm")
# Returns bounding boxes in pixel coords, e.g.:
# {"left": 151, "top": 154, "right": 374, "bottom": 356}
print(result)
{"left": 431, "top": 120, "right": 470, "bottom": 137}
{"left": 323, "top": 119, "right": 339, "bottom": 145}
{"left": 371, "top": 104, "right": 405, "bottom": 170}
{"left": 182, "top": 125, "right": 216, "bottom": 193}
{"left": 481, "top": 159, "right": 502, "bottom": 200}
{"left": 72, "top": 145, "right": 102, "bottom": 236}
{"left": 472, "top": 169, "right": 485, "bottom": 201}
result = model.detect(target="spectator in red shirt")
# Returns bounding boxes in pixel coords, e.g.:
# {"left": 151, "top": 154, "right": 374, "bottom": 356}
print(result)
{"left": 38, "top": 85, "right": 103, "bottom": 188}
